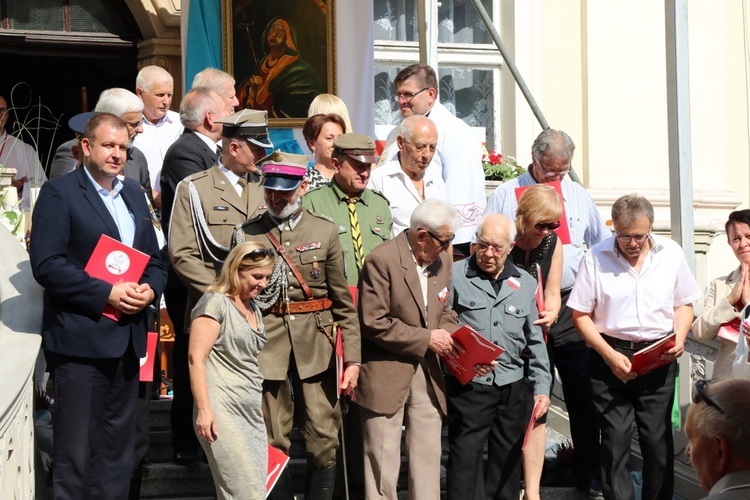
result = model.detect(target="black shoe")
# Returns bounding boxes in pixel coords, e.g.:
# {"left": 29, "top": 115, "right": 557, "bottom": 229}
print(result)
{"left": 173, "top": 448, "right": 202, "bottom": 466}
{"left": 576, "top": 478, "right": 604, "bottom": 499}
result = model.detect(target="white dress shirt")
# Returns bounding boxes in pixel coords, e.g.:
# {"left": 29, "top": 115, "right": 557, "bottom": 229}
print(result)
{"left": 567, "top": 234, "right": 701, "bottom": 342}
{"left": 485, "top": 169, "right": 610, "bottom": 290}
{"left": 368, "top": 158, "right": 447, "bottom": 236}
{"left": 378, "top": 102, "right": 486, "bottom": 245}
{"left": 0, "top": 130, "right": 46, "bottom": 211}
{"left": 132, "top": 110, "right": 183, "bottom": 192}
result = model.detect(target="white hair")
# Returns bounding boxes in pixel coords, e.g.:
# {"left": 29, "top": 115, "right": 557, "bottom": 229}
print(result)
{"left": 180, "top": 87, "right": 222, "bottom": 130}
{"left": 135, "top": 65, "right": 173, "bottom": 92}
{"left": 94, "top": 88, "right": 143, "bottom": 118}
{"left": 191, "top": 67, "right": 235, "bottom": 94}
{"left": 410, "top": 198, "right": 460, "bottom": 233}
{"left": 400, "top": 115, "right": 436, "bottom": 143}
{"left": 476, "top": 213, "right": 517, "bottom": 245}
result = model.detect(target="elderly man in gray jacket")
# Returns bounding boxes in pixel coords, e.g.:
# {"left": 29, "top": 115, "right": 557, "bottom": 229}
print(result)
{"left": 448, "top": 213, "right": 551, "bottom": 500}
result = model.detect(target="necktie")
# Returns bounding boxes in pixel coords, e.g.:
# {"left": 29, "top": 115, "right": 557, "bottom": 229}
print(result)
{"left": 347, "top": 197, "right": 365, "bottom": 270}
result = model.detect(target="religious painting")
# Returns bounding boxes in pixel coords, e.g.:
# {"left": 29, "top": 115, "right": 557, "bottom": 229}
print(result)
{"left": 222, "top": 0, "right": 335, "bottom": 127}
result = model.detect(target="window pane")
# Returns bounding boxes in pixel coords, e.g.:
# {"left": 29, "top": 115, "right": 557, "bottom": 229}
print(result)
{"left": 7, "top": 0, "right": 64, "bottom": 31}
{"left": 373, "top": 0, "right": 418, "bottom": 42}
{"left": 438, "top": 0, "right": 493, "bottom": 44}
{"left": 70, "top": 0, "right": 132, "bottom": 35}
{"left": 374, "top": 64, "right": 402, "bottom": 126}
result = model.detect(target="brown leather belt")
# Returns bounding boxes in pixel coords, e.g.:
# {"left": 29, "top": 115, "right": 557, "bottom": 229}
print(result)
{"left": 603, "top": 334, "right": 666, "bottom": 351}
{"left": 268, "top": 298, "right": 333, "bottom": 315}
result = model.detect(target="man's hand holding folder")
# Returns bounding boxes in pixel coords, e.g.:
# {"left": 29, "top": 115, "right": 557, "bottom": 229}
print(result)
{"left": 441, "top": 325, "right": 504, "bottom": 384}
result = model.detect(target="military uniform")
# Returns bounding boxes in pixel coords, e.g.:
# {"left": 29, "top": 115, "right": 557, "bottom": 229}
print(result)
{"left": 233, "top": 208, "right": 360, "bottom": 469}
{"left": 302, "top": 181, "right": 392, "bottom": 285}
{"left": 169, "top": 164, "right": 265, "bottom": 305}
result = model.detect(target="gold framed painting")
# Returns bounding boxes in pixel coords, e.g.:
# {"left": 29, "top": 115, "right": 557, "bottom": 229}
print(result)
{"left": 222, "top": 0, "right": 336, "bottom": 127}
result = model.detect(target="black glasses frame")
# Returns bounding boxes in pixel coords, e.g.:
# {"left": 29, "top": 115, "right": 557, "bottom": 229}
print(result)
{"left": 693, "top": 379, "right": 725, "bottom": 414}
{"left": 394, "top": 87, "right": 429, "bottom": 103}
{"left": 421, "top": 228, "right": 453, "bottom": 250}
{"left": 535, "top": 221, "right": 561, "bottom": 231}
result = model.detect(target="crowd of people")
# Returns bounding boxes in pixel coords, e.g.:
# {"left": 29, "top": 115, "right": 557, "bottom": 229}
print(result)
{"left": 11, "top": 60, "right": 747, "bottom": 500}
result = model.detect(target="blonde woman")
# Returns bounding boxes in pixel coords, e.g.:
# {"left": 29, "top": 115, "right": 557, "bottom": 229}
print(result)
{"left": 308, "top": 93, "right": 353, "bottom": 135}
{"left": 189, "top": 242, "right": 276, "bottom": 499}
{"left": 511, "top": 184, "right": 563, "bottom": 500}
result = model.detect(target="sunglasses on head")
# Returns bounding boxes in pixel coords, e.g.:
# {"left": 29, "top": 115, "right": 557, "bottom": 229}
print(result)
{"left": 535, "top": 221, "right": 561, "bottom": 231}
{"left": 244, "top": 248, "right": 275, "bottom": 262}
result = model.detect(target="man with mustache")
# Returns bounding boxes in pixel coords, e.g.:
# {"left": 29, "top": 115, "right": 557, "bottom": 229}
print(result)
{"left": 368, "top": 115, "right": 445, "bottom": 236}
{"left": 233, "top": 154, "right": 360, "bottom": 500}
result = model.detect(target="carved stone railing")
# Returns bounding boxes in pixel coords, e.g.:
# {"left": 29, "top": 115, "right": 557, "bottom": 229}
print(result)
{"left": 0, "top": 224, "right": 42, "bottom": 498}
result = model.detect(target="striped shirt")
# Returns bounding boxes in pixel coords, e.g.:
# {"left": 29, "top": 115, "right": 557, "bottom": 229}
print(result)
{"left": 484, "top": 169, "right": 610, "bottom": 290}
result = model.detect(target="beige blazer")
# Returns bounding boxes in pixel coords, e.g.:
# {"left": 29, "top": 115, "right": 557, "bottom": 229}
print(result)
{"left": 692, "top": 267, "right": 741, "bottom": 378}
{"left": 357, "top": 232, "right": 458, "bottom": 416}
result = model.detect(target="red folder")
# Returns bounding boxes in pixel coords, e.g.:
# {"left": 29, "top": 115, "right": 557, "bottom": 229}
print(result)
{"left": 139, "top": 331, "right": 158, "bottom": 382}
{"left": 522, "top": 400, "right": 540, "bottom": 450}
{"left": 85, "top": 234, "right": 150, "bottom": 321}
{"left": 629, "top": 333, "right": 677, "bottom": 376}
{"left": 266, "top": 445, "right": 290, "bottom": 497}
{"left": 515, "top": 181, "right": 571, "bottom": 244}
{"left": 717, "top": 319, "right": 741, "bottom": 343}
{"left": 443, "top": 325, "right": 505, "bottom": 385}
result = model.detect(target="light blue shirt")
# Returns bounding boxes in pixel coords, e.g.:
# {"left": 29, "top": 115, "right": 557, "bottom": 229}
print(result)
{"left": 485, "top": 169, "right": 610, "bottom": 290}
{"left": 83, "top": 167, "right": 136, "bottom": 247}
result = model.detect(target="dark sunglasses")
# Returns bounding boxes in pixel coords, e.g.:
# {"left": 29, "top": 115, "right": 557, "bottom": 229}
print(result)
{"left": 244, "top": 248, "right": 275, "bottom": 262}
{"left": 693, "top": 379, "right": 725, "bottom": 414}
{"left": 535, "top": 221, "right": 561, "bottom": 231}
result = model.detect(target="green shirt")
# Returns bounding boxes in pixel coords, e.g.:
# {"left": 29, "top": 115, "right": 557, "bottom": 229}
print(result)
{"left": 302, "top": 180, "right": 393, "bottom": 285}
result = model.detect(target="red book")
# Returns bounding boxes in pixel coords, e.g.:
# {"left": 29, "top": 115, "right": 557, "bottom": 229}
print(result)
{"left": 717, "top": 318, "right": 741, "bottom": 343}
{"left": 443, "top": 325, "right": 505, "bottom": 385}
{"left": 515, "top": 181, "right": 571, "bottom": 244}
{"left": 266, "top": 445, "right": 290, "bottom": 497}
{"left": 84, "top": 234, "right": 150, "bottom": 321}
{"left": 522, "top": 400, "right": 540, "bottom": 451}
{"left": 139, "top": 331, "right": 158, "bottom": 382}
{"left": 629, "top": 333, "right": 677, "bottom": 376}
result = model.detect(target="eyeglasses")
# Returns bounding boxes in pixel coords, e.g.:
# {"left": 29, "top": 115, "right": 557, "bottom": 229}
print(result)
{"left": 476, "top": 241, "right": 507, "bottom": 255}
{"left": 534, "top": 155, "right": 570, "bottom": 179}
{"left": 535, "top": 221, "right": 561, "bottom": 231}
{"left": 394, "top": 88, "right": 430, "bottom": 103}
{"left": 421, "top": 228, "right": 454, "bottom": 250}
{"left": 243, "top": 248, "right": 275, "bottom": 262}
{"left": 693, "top": 379, "right": 725, "bottom": 414}
{"left": 125, "top": 119, "right": 143, "bottom": 129}
{"left": 615, "top": 232, "right": 650, "bottom": 244}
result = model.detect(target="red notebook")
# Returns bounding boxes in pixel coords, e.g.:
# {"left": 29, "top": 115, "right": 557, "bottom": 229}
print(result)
{"left": 629, "top": 333, "right": 677, "bottom": 376}
{"left": 717, "top": 319, "right": 741, "bottom": 343}
{"left": 85, "top": 234, "right": 150, "bottom": 321}
{"left": 266, "top": 445, "right": 290, "bottom": 497}
{"left": 139, "top": 331, "right": 158, "bottom": 382}
{"left": 443, "top": 325, "right": 505, "bottom": 385}
{"left": 515, "top": 181, "right": 571, "bottom": 244}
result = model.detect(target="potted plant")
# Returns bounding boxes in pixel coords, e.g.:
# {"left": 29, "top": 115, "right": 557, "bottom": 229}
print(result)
{"left": 482, "top": 146, "right": 524, "bottom": 198}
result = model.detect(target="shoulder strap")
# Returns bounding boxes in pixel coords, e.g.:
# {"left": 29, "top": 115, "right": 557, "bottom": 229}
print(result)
{"left": 265, "top": 230, "right": 314, "bottom": 300}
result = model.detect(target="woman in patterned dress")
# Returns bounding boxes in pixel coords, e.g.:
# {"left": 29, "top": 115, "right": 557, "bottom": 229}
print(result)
{"left": 189, "top": 242, "right": 276, "bottom": 499}
{"left": 302, "top": 113, "right": 346, "bottom": 189}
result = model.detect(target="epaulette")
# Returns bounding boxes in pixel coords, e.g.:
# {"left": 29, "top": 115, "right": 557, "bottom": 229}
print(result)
{"left": 305, "top": 185, "right": 325, "bottom": 195}
{"left": 306, "top": 209, "right": 334, "bottom": 224}
{"left": 367, "top": 188, "right": 391, "bottom": 205}
{"left": 239, "top": 213, "right": 265, "bottom": 228}
{"left": 185, "top": 169, "right": 211, "bottom": 182}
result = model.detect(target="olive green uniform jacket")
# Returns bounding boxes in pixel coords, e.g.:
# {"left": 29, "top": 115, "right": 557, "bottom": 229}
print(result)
{"left": 233, "top": 208, "right": 360, "bottom": 380}
{"left": 302, "top": 180, "right": 393, "bottom": 285}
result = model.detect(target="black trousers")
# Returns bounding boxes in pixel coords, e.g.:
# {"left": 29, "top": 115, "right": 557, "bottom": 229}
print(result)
{"left": 446, "top": 377, "right": 527, "bottom": 500}
{"left": 547, "top": 290, "right": 601, "bottom": 484}
{"left": 589, "top": 348, "right": 675, "bottom": 500}
{"left": 165, "top": 265, "right": 199, "bottom": 455}
{"left": 48, "top": 349, "right": 139, "bottom": 500}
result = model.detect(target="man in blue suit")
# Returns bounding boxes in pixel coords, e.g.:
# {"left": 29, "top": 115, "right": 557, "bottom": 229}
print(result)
{"left": 30, "top": 113, "right": 167, "bottom": 499}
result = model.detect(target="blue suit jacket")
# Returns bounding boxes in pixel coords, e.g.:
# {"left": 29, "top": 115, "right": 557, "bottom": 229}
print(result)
{"left": 30, "top": 167, "right": 167, "bottom": 359}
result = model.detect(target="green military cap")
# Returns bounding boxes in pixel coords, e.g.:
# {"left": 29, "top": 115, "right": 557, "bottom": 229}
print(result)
{"left": 217, "top": 109, "right": 273, "bottom": 148}
{"left": 333, "top": 133, "right": 378, "bottom": 163}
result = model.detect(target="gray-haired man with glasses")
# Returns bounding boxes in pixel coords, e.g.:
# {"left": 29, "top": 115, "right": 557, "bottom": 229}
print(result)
{"left": 686, "top": 377, "right": 750, "bottom": 498}
{"left": 485, "top": 128, "right": 610, "bottom": 497}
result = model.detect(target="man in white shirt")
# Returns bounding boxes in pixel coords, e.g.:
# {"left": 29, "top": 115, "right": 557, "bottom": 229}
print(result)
{"left": 569, "top": 194, "right": 701, "bottom": 500}
{"left": 133, "top": 65, "right": 184, "bottom": 208}
{"left": 378, "top": 64, "right": 485, "bottom": 256}
{"left": 0, "top": 94, "right": 45, "bottom": 211}
{"left": 686, "top": 377, "right": 750, "bottom": 499}
{"left": 485, "top": 128, "right": 610, "bottom": 498}
{"left": 368, "top": 115, "right": 446, "bottom": 236}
